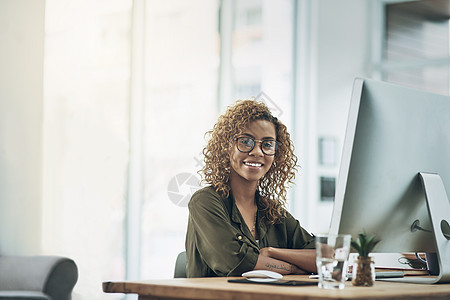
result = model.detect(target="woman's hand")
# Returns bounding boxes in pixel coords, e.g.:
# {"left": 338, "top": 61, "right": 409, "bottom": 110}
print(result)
{"left": 259, "top": 247, "right": 273, "bottom": 257}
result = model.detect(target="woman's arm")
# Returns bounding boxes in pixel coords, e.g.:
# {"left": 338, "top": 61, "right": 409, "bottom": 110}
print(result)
{"left": 254, "top": 254, "right": 307, "bottom": 275}
{"left": 259, "top": 247, "right": 317, "bottom": 274}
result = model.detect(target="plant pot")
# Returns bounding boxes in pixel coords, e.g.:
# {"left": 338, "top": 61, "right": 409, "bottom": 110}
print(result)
{"left": 352, "top": 256, "right": 375, "bottom": 286}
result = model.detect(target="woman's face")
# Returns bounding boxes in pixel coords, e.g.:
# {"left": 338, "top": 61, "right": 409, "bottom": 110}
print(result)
{"left": 229, "top": 119, "right": 276, "bottom": 184}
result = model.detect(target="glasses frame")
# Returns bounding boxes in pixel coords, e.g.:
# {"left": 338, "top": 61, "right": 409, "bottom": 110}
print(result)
{"left": 234, "top": 136, "right": 281, "bottom": 156}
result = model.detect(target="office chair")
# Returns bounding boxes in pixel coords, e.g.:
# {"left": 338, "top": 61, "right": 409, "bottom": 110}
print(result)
{"left": 174, "top": 251, "right": 187, "bottom": 278}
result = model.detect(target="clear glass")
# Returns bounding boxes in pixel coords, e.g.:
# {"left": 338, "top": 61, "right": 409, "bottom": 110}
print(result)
{"left": 352, "top": 256, "right": 376, "bottom": 286}
{"left": 315, "top": 234, "right": 351, "bottom": 289}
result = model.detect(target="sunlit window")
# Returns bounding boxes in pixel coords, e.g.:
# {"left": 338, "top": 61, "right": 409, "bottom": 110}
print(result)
{"left": 43, "top": 0, "right": 131, "bottom": 298}
{"left": 230, "top": 0, "right": 294, "bottom": 133}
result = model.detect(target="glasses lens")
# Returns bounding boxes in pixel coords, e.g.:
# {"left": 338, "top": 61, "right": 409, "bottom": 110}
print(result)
{"left": 261, "top": 140, "right": 277, "bottom": 155}
{"left": 237, "top": 137, "right": 255, "bottom": 152}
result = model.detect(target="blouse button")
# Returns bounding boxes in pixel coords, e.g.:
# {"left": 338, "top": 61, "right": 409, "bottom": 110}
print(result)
{"left": 237, "top": 235, "right": 243, "bottom": 240}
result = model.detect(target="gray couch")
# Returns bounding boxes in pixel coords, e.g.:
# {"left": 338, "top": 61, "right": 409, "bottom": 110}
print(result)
{"left": 0, "top": 255, "right": 78, "bottom": 300}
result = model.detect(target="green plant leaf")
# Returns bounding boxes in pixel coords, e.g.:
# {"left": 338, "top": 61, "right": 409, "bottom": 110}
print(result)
{"left": 351, "top": 231, "right": 380, "bottom": 257}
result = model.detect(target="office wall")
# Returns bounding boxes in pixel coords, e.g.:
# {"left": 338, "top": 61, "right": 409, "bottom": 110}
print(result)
{"left": 0, "top": 0, "right": 45, "bottom": 255}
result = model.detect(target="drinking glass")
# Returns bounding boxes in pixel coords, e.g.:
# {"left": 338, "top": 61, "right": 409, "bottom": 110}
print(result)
{"left": 315, "top": 234, "right": 351, "bottom": 289}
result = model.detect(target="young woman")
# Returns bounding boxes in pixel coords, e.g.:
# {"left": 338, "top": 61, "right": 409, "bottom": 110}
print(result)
{"left": 185, "top": 100, "right": 316, "bottom": 277}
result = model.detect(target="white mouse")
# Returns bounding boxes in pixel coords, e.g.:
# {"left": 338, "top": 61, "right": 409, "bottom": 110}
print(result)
{"left": 242, "top": 270, "right": 283, "bottom": 281}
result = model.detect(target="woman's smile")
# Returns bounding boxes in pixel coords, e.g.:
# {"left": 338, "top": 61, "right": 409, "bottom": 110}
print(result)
{"left": 243, "top": 161, "right": 264, "bottom": 168}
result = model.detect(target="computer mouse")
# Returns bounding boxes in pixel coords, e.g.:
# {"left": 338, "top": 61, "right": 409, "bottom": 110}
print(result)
{"left": 241, "top": 270, "right": 283, "bottom": 281}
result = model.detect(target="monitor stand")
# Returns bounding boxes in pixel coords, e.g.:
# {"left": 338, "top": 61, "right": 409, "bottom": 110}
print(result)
{"left": 381, "top": 172, "right": 450, "bottom": 284}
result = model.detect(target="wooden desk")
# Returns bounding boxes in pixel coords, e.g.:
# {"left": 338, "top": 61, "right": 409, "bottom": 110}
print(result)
{"left": 103, "top": 275, "right": 450, "bottom": 300}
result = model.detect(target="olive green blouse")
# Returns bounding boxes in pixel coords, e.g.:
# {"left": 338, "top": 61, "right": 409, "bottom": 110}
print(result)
{"left": 185, "top": 186, "right": 315, "bottom": 277}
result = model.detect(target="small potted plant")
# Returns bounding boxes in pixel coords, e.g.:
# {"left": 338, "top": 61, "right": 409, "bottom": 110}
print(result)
{"left": 351, "top": 232, "right": 380, "bottom": 286}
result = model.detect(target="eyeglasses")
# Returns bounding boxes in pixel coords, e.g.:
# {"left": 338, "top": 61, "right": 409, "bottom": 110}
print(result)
{"left": 235, "top": 136, "right": 281, "bottom": 156}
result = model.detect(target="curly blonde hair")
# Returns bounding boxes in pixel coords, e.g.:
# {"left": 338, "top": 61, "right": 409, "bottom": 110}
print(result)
{"left": 201, "top": 100, "right": 298, "bottom": 224}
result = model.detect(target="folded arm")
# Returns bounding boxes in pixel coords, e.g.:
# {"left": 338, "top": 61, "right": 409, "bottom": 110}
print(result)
{"left": 258, "top": 247, "right": 317, "bottom": 274}
{"left": 254, "top": 254, "right": 308, "bottom": 274}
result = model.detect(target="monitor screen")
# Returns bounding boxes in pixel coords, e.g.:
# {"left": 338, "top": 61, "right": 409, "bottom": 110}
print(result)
{"left": 329, "top": 78, "right": 450, "bottom": 254}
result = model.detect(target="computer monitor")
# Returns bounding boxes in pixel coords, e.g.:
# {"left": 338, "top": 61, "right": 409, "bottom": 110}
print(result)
{"left": 329, "top": 78, "right": 450, "bottom": 284}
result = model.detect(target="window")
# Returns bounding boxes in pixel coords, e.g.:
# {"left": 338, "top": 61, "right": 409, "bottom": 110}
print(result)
{"left": 230, "top": 0, "right": 295, "bottom": 132}
{"left": 43, "top": 1, "right": 132, "bottom": 298}
{"left": 138, "top": 0, "right": 220, "bottom": 280}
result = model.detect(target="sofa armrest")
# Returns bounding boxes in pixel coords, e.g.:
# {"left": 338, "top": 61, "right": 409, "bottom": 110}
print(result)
{"left": 0, "top": 255, "right": 78, "bottom": 300}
